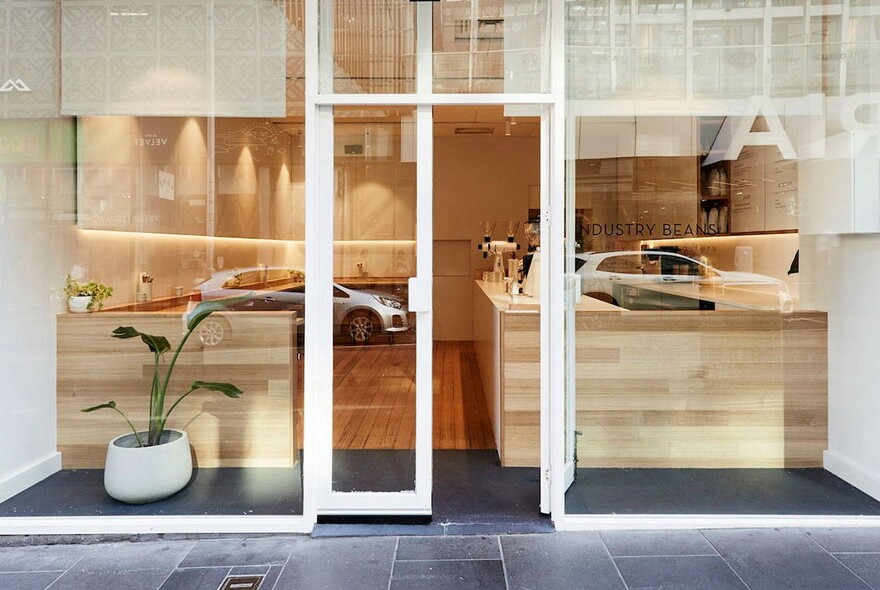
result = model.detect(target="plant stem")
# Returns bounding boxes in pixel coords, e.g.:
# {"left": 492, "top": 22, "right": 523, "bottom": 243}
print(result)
{"left": 155, "top": 327, "right": 196, "bottom": 435}
{"left": 157, "top": 386, "right": 197, "bottom": 435}
{"left": 112, "top": 407, "right": 144, "bottom": 447}
{"left": 148, "top": 353, "right": 160, "bottom": 442}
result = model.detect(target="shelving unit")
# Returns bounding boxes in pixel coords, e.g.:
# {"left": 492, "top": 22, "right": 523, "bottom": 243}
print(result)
{"left": 698, "top": 159, "right": 732, "bottom": 236}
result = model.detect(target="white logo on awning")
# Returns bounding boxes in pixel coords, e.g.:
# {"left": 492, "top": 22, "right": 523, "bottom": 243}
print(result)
{"left": 0, "top": 79, "right": 31, "bottom": 92}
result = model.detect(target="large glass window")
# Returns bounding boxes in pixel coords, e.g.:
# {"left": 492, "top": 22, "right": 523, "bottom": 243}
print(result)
{"left": 564, "top": 0, "right": 880, "bottom": 516}
{"left": 0, "top": 0, "right": 307, "bottom": 519}
{"left": 432, "top": 0, "right": 549, "bottom": 94}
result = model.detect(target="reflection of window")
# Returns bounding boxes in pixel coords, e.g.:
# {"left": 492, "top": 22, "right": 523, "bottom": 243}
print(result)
{"left": 659, "top": 255, "right": 701, "bottom": 276}
{"left": 333, "top": 287, "right": 349, "bottom": 299}
{"left": 596, "top": 255, "right": 644, "bottom": 274}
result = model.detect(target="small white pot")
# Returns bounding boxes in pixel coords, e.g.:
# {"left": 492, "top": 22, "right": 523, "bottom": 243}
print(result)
{"left": 104, "top": 429, "right": 193, "bottom": 504}
{"left": 68, "top": 295, "right": 93, "bottom": 313}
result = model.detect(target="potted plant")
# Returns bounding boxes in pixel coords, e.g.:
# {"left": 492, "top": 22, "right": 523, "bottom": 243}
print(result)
{"left": 82, "top": 296, "right": 249, "bottom": 504}
{"left": 64, "top": 274, "right": 113, "bottom": 313}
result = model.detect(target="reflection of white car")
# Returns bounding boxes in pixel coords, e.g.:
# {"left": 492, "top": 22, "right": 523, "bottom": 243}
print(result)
{"left": 574, "top": 251, "right": 792, "bottom": 311}
{"left": 193, "top": 267, "right": 410, "bottom": 345}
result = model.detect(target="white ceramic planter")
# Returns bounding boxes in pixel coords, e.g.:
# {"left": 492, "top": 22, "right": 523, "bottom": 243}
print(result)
{"left": 68, "top": 295, "right": 93, "bottom": 313}
{"left": 104, "top": 429, "right": 193, "bottom": 504}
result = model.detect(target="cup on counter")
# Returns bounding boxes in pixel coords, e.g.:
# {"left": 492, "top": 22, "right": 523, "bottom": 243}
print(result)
{"left": 136, "top": 293, "right": 147, "bottom": 304}
{"left": 174, "top": 286, "right": 184, "bottom": 297}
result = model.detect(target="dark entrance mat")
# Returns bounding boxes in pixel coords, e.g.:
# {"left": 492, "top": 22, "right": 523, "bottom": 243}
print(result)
{"left": 565, "top": 468, "right": 880, "bottom": 515}
{"left": 314, "top": 450, "right": 553, "bottom": 536}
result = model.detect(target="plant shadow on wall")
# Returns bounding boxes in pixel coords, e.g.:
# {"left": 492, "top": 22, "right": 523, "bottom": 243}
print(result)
{"left": 81, "top": 295, "right": 252, "bottom": 504}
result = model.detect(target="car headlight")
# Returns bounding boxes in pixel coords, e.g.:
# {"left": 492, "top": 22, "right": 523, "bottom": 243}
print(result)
{"left": 374, "top": 295, "right": 403, "bottom": 309}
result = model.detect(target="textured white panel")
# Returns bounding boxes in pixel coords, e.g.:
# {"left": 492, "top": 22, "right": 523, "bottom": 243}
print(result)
{"left": 0, "top": 1, "right": 59, "bottom": 119}
{"left": 61, "top": 0, "right": 286, "bottom": 117}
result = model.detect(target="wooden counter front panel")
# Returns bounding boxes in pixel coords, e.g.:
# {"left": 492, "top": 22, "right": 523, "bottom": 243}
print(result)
{"left": 57, "top": 312, "right": 298, "bottom": 469}
{"left": 576, "top": 311, "right": 827, "bottom": 468}
{"left": 500, "top": 313, "right": 541, "bottom": 467}
{"left": 473, "top": 274, "right": 828, "bottom": 469}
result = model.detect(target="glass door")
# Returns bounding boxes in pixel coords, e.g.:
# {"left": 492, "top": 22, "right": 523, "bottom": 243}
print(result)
{"left": 313, "top": 104, "right": 433, "bottom": 516}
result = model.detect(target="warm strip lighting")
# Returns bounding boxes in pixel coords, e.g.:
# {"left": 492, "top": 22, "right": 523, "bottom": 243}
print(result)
{"left": 78, "top": 228, "right": 304, "bottom": 246}
{"left": 642, "top": 232, "right": 798, "bottom": 250}
{"left": 77, "top": 229, "right": 416, "bottom": 247}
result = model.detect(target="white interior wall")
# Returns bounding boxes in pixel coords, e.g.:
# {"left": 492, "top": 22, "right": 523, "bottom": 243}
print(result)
{"left": 433, "top": 135, "right": 539, "bottom": 340}
{"left": 0, "top": 122, "right": 76, "bottom": 501}
{"left": 801, "top": 233, "right": 880, "bottom": 500}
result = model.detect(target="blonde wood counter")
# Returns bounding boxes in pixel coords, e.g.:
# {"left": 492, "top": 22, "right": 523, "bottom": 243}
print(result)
{"left": 473, "top": 281, "right": 828, "bottom": 469}
{"left": 473, "top": 281, "right": 539, "bottom": 467}
{"left": 57, "top": 311, "right": 299, "bottom": 469}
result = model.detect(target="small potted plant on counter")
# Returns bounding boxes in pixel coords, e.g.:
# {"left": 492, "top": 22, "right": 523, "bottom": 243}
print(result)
{"left": 82, "top": 295, "right": 250, "bottom": 504}
{"left": 64, "top": 275, "right": 113, "bottom": 313}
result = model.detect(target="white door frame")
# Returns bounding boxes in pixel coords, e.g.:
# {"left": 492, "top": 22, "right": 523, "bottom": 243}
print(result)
{"left": 303, "top": 0, "right": 562, "bottom": 523}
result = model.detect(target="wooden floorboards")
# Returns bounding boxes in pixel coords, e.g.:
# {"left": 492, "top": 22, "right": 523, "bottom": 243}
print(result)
{"left": 329, "top": 340, "right": 495, "bottom": 450}
{"left": 433, "top": 341, "right": 496, "bottom": 450}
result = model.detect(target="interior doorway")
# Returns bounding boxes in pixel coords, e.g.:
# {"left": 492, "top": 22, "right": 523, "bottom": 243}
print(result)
{"left": 430, "top": 106, "right": 550, "bottom": 531}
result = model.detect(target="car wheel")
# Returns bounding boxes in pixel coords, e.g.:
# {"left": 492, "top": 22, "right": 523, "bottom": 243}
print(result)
{"left": 347, "top": 310, "right": 377, "bottom": 344}
{"left": 198, "top": 318, "right": 228, "bottom": 347}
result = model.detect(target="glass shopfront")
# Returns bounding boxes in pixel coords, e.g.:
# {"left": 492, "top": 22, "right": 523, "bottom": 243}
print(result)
{"left": 0, "top": 0, "right": 878, "bottom": 533}
{"left": 562, "top": 0, "right": 880, "bottom": 517}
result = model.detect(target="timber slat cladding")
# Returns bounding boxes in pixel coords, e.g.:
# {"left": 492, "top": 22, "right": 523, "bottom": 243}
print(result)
{"left": 475, "top": 296, "right": 827, "bottom": 468}
{"left": 577, "top": 310, "right": 828, "bottom": 468}
{"left": 58, "top": 312, "right": 298, "bottom": 469}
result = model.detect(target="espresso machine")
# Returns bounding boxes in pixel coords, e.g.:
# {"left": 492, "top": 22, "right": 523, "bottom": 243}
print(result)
{"left": 477, "top": 221, "right": 520, "bottom": 283}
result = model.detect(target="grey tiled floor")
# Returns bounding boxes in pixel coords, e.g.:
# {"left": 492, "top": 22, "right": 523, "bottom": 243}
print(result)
{"left": 4, "top": 528, "right": 880, "bottom": 589}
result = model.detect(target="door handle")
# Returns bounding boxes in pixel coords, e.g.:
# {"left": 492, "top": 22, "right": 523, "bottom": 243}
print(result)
{"left": 661, "top": 277, "right": 677, "bottom": 282}
{"left": 263, "top": 296, "right": 276, "bottom": 302}
{"left": 608, "top": 276, "right": 622, "bottom": 281}
{"left": 408, "top": 277, "right": 432, "bottom": 313}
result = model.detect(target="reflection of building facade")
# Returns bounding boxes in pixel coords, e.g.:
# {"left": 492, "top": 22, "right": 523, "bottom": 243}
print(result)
{"left": 568, "top": 0, "right": 880, "bottom": 98}
{"left": 0, "top": 0, "right": 879, "bottom": 534}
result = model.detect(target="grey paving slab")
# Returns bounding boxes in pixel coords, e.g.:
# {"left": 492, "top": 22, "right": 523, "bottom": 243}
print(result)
{"left": 443, "top": 522, "right": 555, "bottom": 535}
{"left": 177, "top": 536, "right": 300, "bottom": 568}
{"left": 229, "top": 565, "right": 269, "bottom": 575}
{"left": 502, "top": 533, "right": 626, "bottom": 590}
{"left": 615, "top": 555, "right": 748, "bottom": 590}
{"left": 74, "top": 540, "right": 194, "bottom": 573}
{"left": 273, "top": 536, "right": 395, "bottom": 590}
{"left": 601, "top": 530, "right": 718, "bottom": 557}
{"left": 257, "top": 564, "right": 283, "bottom": 589}
{"left": 396, "top": 535, "right": 500, "bottom": 561}
{"left": 834, "top": 554, "right": 880, "bottom": 590}
{"left": 49, "top": 569, "right": 172, "bottom": 590}
{"left": 0, "top": 570, "right": 64, "bottom": 590}
{"left": 703, "top": 528, "right": 872, "bottom": 590}
{"left": 0, "top": 544, "right": 90, "bottom": 572}
{"left": 158, "top": 567, "right": 230, "bottom": 590}
{"left": 806, "top": 528, "right": 880, "bottom": 553}
{"left": 391, "top": 560, "right": 506, "bottom": 590}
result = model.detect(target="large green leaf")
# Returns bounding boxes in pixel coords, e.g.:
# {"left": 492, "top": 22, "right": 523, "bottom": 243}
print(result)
{"left": 112, "top": 326, "right": 171, "bottom": 355}
{"left": 82, "top": 400, "right": 118, "bottom": 413}
{"left": 185, "top": 294, "right": 253, "bottom": 331}
{"left": 191, "top": 380, "right": 243, "bottom": 398}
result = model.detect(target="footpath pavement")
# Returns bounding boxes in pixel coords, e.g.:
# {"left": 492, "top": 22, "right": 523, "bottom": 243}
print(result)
{"left": 3, "top": 528, "right": 880, "bottom": 589}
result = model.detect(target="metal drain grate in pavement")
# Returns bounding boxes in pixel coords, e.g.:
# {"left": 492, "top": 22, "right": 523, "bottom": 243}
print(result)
{"left": 219, "top": 575, "right": 265, "bottom": 590}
